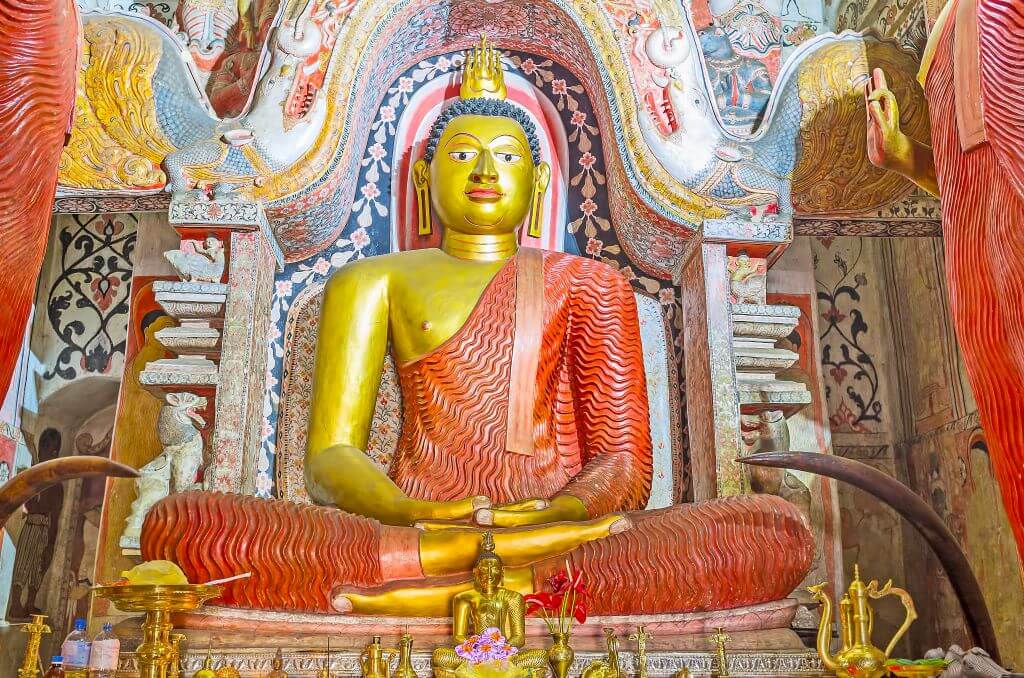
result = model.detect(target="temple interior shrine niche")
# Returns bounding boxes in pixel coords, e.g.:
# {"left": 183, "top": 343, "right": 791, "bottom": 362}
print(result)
{"left": 1, "top": 0, "right": 1023, "bottom": 675}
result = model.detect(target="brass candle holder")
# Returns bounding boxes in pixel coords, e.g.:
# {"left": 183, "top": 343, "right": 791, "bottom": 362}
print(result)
{"left": 93, "top": 584, "right": 222, "bottom": 678}
{"left": 18, "top": 614, "right": 52, "bottom": 678}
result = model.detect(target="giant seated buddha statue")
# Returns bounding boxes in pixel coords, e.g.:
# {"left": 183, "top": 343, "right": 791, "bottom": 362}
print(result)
{"left": 140, "top": 40, "right": 815, "bottom": 618}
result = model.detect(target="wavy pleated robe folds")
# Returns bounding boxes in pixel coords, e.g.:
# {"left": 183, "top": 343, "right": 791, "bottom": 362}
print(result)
{"left": 0, "top": 0, "right": 78, "bottom": 394}
{"left": 928, "top": 0, "right": 1024, "bottom": 559}
{"left": 389, "top": 250, "right": 653, "bottom": 517}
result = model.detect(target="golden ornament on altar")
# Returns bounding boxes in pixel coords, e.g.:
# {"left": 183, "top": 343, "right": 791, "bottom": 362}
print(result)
{"left": 361, "top": 636, "right": 397, "bottom": 678}
{"left": 808, "top": 565, "right": 918, "bottom": 678}
{"left": 709, "top": 628, "right": 730, "bottom": 678}
{"left": 581, "top": 629, "right": 621, "bottom": 678}
{"left": 17, "top": 614, "right": 51, "bottom": 678}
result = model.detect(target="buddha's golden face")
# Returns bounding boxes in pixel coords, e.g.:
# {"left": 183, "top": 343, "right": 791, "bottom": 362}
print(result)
{"left": 424, "top": 114, "right": 549, "bottom": 235}
{"left": 474, "top": 557, "right": 503, "bottom": 592}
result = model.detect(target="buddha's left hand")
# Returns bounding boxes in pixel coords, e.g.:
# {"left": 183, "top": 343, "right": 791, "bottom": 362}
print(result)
{"left": 474, "top": 494, "right": 589, "bottom": 527}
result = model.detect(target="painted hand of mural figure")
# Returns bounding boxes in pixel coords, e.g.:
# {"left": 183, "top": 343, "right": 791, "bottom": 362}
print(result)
{"left": 863, "top": 0, "right": 1024, "bottom": 564}
{"left": 864, "top": 68, "right": 939, "bottom": 196}
{"left": 639, "top": 23, "right": 931, "bottom": 218}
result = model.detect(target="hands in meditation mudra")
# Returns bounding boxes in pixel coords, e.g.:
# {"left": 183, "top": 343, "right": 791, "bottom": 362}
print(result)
{"left": 141, "top": 38, "right": 814, "bottom": 618}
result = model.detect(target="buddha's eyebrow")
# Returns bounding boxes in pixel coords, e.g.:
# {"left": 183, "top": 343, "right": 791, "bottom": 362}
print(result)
{"left": 444, "top": 132, "right": 482, "bottom": 148}
{"left": 489, "top": 134, "right": 527, "bottom": 153}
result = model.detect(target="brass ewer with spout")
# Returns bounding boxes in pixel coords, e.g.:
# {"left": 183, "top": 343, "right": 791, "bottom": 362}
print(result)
{"left": 808, "top": 565, "right": 918, "bottom": 678}
{"left": 361, "top": 636, "right": 398, "bottom": 678}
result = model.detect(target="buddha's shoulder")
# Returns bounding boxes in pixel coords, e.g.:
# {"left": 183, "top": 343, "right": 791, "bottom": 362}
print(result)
{"left": 325, "top": 249, "right": 441, "bottom": 287}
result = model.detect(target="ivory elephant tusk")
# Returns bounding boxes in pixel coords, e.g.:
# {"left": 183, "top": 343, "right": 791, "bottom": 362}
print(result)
{"left": 739, "top": 451, "right": 999, "bottom": 664}
{"left": 0, "top": 457, "right": 138, "bottom": 531}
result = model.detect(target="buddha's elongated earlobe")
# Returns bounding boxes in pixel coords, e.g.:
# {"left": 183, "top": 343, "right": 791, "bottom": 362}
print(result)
{"left": 413, "top": 159, "right": 432, "bottom": 236}
{"left": 527, "top": 161, "right": 551, "bottom": 239}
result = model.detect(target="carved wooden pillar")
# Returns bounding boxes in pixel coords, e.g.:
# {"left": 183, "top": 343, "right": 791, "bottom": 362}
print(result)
{"left": 675, "top": 218, "right": 797, "bottom": 499}
{"left": 211, "top": 230, "right": 277, "bottom": 493}
{"left": 167, "top": 198, "right": 282, "bottom": 495}
{"left": 677, "top": 240, "right": 744, "bottom": 500}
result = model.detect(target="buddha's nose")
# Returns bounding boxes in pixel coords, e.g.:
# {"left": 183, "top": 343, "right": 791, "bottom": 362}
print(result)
{"left": 470, "top": 151, "right": 499, "bottom": 183}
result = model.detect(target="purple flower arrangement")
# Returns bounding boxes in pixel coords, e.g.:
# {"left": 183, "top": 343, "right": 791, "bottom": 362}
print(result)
{"left": 455, "top": 627, "right": 520, "bottom": 665}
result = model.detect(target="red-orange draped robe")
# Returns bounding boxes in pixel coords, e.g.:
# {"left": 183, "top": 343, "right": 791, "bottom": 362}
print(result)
{"left": 0, "top": 0, "right": 78, "bottom": 396}
{"left": 390, "top": 250, "right": 653, "bottom": 517}
{"left": 927, "top": 0, "right": 1024, "bottom": 557}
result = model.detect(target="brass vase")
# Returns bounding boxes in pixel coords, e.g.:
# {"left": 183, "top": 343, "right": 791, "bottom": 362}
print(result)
{"left": 548, "top": 632, "right": 574, "bottom": 678}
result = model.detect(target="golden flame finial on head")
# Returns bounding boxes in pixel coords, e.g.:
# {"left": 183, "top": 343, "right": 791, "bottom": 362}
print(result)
{"left": 460, "top": 35, "right": 507, "bottom": 101}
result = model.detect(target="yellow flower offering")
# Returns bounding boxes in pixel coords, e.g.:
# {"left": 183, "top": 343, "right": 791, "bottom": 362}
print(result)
{"left": 119, "top": 560, "right": 189, "bottom": 585}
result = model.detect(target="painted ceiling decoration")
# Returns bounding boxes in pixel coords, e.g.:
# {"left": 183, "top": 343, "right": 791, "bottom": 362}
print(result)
{"left": 62, "top": 0, "right": 928, "bottom": 275}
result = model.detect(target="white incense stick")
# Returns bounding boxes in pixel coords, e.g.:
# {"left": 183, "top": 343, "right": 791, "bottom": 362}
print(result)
{"left": 202, "top": 572, "right": 252, "bottom": 586}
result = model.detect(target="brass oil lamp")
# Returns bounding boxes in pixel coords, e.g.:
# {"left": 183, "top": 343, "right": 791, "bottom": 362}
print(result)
{"left": 808, "top": 565, "right": 917, "bottom": 678}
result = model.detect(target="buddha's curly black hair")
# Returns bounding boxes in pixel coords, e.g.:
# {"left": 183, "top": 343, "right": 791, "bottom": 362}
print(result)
{"left": 423, "top": 98, "right": 542, "bottom": 165}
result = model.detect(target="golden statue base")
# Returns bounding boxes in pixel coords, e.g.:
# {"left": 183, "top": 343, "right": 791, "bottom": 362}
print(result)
{"left": 106, "top": 619, "right": 826, "bottom": 677}
{"left": 114, "top": 645, "right": 827, "bottom": 678}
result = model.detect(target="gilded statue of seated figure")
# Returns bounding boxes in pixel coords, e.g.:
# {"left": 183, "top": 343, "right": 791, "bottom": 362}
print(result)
{"left": 304, "top": 37, "right": 652, "bottom": 529}
{"left": 139, "top": 39, "right": 815, "bottom": 620}
{"left": 432, "top": 535, "right": 547, "bottom": 678}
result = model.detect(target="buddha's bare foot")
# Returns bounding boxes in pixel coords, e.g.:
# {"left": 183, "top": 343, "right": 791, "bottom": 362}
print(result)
{"left": 332, "top": 593, "right": 354, "bottom": 614}
{"left": 609, "top": 513, "right": 632, "bottom": 534}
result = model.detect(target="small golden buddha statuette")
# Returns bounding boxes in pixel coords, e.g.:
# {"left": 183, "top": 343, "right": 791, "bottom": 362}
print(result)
{"left": 268, "top": 648, "right": 290, "bottom": 678}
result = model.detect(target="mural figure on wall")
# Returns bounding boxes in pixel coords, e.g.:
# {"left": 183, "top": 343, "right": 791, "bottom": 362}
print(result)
{"left": 864, "top": 0, "right": 1024, "bottom": 560}
{"left": 7, "top": 429, "right": 64, "bottom": 620}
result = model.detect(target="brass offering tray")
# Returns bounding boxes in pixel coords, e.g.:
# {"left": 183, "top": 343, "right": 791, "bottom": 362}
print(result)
{"left": 886, "top": 664, "right": 947, "bottom": 678}
{"left": 94, "top": 584, "right": 223, "bottom": 678}
{"left": 94, "top": 583, "right": 223, "bottom": 612}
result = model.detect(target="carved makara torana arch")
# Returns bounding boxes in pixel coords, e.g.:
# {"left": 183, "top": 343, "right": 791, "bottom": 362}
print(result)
{"left": 87, "top": 0, "right": 847, "bottom": 607}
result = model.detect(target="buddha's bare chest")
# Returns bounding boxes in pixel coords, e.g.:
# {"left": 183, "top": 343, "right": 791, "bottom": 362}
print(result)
{"left": 388, "top": 261, "right": 506, "bottom": 362}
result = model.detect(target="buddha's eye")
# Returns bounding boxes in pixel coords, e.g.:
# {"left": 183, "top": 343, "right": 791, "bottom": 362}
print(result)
{"left": 448, "top": 150, "right": 477, "bottom": 162}
{"left": 496, "top": 152, "right": 521, "bottom": 163}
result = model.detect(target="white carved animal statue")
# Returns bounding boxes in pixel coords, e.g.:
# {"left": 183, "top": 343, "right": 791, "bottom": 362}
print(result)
{"left": 158, "top": 392, "right": 208, "bottom": 493}
{"left": 164, "top": 237, "right": 225, "bottom": 283}
{"left": 120, "top": 452, "right": 171, "bottom": 549}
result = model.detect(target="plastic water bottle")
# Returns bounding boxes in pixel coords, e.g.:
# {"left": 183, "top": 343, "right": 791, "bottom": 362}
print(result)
{"left": 43, "top": 656, "right": 64, "bottom": 678}
{"left": 60, "top": 619, "right": 91, "bottom": 671}
{"left": 88, "top": 623, "right": 120, "bottom": 677}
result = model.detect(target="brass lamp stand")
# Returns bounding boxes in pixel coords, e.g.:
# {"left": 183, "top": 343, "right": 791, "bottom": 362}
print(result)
{"left": 18, "top": 614, "right": 52, "bottom": 678}
{"left": 94, "top": 584, "right": 222, "bottom": 678}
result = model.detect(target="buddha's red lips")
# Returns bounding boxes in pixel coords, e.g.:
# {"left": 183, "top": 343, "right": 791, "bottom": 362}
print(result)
{"left": 465, "top": 188, "right": 503, "bottom": 200}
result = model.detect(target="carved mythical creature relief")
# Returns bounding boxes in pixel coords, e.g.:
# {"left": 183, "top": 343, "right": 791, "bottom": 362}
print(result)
{"left": 639, "top": 22, "right": 928, "bottom": 218}
{"left": 61, "top": 1, "right": 344, "bottom": 199}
